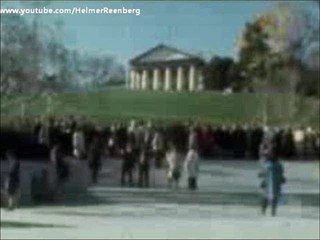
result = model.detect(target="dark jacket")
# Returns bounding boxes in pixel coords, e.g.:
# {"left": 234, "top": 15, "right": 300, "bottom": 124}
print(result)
{"left": 122, "top": 150, "right": 135, "bottom": 170}
{"left": 88, "top": 137, "right": 102, "bottom": 170}
{"left": 8, "top": 160, "right": 20, "bottom": 195}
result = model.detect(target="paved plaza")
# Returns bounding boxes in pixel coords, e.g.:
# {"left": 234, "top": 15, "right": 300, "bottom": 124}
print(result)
{"left": 1, "top": 202, "right": 319, "bottom": 239}
{"left": 1, "top": 160, "right": 319, "bottom": 239}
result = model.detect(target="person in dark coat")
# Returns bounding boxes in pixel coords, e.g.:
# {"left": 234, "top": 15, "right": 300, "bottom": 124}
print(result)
{"left": 50, "top": 143, "right": 69, "bottom": 194}
{"left": 273, "top": 128, "right": 284, "bottom": 158}
{"left": 232, "top": 125, "right": 247, "bottom": 159}
{"left": 69, "top": 115, "right": 77, "bottom": 134}
{"left": 121, "top": 143, "right": 135, "bottom": 187}
{"left": 138, "top": 147, "right": 151, "bottom": 188}
{"left": 116, "top": 123, "right": 128, "bottom": 154}
{"left": 88, "top": 133, "right": 103, "bottom": 184}
{"left": 258, "top": 146, "right": 286, "bottom": 216}
{"left": 5, "top": 150, "right": 20, "bottom": 210}
{"left": 283, "top": 128, "right": 296, "bottom": 159}
{"left": 224, "top": 126, "right": 233, "bottom": 158}
{"left": 250, "top": 125, "right": 264, "bottom": 159}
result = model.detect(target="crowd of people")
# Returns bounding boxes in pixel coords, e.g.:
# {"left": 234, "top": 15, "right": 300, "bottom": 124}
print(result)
{"left": 2, "top": 115, "right": 318, "bottom": 159}
{"left": 0, "top": 115, "right": 319, "bottom": 213}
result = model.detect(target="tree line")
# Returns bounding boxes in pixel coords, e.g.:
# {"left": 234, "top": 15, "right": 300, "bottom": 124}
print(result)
{"left": 0, "top": 10, "right": 125, "bottom": 96}
{"left": 204, "top": 2, "right": 319, "bottom": 98}
{"left": 1, "top": 2, "right": 319, "bottom": 98}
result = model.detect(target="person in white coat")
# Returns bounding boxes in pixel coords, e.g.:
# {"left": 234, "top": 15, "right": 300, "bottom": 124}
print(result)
{"left": 72, "top": 127, "right": 85, "bottom": 160}
{"left": 166, "top": 143, "right": 181, "bottom": 189}
{"left": 259, "top": 135, "right": 273, "bottom": 165}
{"left": 152, "top": 131, "right": 164, "bottom": 168}
{"left": 188, "top": 126, "right": 198, "bottom": 150}
{"left": 184, "top": 146, "right": 199, "bottom": 190}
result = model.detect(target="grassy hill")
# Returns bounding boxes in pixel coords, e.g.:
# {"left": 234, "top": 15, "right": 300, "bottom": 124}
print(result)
{"left": 1, "top": 90, "right": 319, "bottom": 128}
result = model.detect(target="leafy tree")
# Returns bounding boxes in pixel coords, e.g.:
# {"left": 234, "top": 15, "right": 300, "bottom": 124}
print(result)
{"left": 0, "top": 14, "right": 43, "bottom": 94}
{"left": 236, "top": 2, "right": 319, "bottom": 97}
{"left": 203, "top": 57, "right": 248, "bottom": 92}
{"left": 0, "top": 9, "right": 125, "bottom": 95}
{"left": 203, "top": 56, "right": 234, "bottom": 90}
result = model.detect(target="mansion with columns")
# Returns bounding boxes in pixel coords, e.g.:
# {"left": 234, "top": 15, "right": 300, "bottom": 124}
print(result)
{"left": 128, "top": 44, "right": 205, "bottom": 92}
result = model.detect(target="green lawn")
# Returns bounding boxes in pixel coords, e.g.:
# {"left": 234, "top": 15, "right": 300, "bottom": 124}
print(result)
{"left": 1, "top": 90, "right": 319, "bottom": 128}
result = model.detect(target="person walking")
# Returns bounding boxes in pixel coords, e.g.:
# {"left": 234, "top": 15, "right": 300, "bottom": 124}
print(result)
{"left": 259, "top": 146, "right": 286, "bottom": 216}
{"left": 120, "top": 143, "right": 135, "bottom": 187}
{"left": 138, "top": 147, "right": 151, "bottom": 188}
{"left": 259, "top": 133, "right": 273, "bottom": 166}
{"left": 188, "top": 126, "right": 198, "bottom": 150}
{"left": 72, "top": 126, "right": 86, "bottom": 160}
{"left": 166, "top": 143, "right": 182, "bottom": 189}
{"left": 184, "top": 146, "right": 199, "bottom": 190}
{"left": 88, "top": 133, "right": 102, "bottom": 184}
{"left": 50, "top": 143, "right": 69, "bottom": 195}
{"left": 152, "top": 131, "right": 164, "bottom": 169}
{"left": 5, "top": 151, "right": 20, "bottom": 210}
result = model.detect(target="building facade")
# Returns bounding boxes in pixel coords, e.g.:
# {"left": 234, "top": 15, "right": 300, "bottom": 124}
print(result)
{"left": 128, "top": 44, "right": 205, "bottom": 92}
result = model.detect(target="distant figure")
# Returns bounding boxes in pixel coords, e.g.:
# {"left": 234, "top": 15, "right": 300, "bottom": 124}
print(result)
{"left": 184, "top": 146, "right": 199, "bottom": 190}
{"left": 259, "top": 135, "right": 273, "bottom": 165}
{"left": 33, "top": 118, "right": 43, "bottom": 142}
{"left": 250, "top": 125, "right": 264, "bottom": 159}
{"left": 38, "top": 122, "right": 49, "bottom": 146}
{"left": 283, "top": 128, "right": 296, "bottom": 158}
{"left": 50, "top": 143, "right": 69, "bottom": 194}
{"left": 88, "top": 134, "right": 102, "bottom": 184}
{"left": 232, "top": 125, "right": 247, "bottom": 159}
{"left": 152, "top": 131, "right": 164, "bottom": 168}
{"left": 5, "top": 151, "right": 20, "bottom": 210}
{"left": 188, "top": 126, "right": 198, "bottom": 150}
{"left": 121, "top": 143, "right": 135, "bottom": 187}
{"left": 138, "top": 148, "right": 150, "bottom": 188}
{"left": 166, "top": 144, "right": 181, "bottom": 189}
{"left": 116, "top": 123, "right": 128, "bottom": 154}
{"left": 108, "top": 126, "right": 116, "bottom": 157}
{"left": 69, "top": 115, "right": 77, "bottom": 134}
{"left": 259, "top": 150, "right": 286, "bottom": 216}
{"left": 72, "top": 127, "right": 86, "bottom": 160}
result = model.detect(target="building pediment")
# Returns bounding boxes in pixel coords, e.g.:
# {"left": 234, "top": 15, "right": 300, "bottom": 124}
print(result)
{"left": 130, "top": 44, "right": 203, "bottom": 65}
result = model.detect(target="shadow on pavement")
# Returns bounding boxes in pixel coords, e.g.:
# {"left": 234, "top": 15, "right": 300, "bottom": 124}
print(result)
{"left": 1, "top": 220, "right": 73, "bottom": 229}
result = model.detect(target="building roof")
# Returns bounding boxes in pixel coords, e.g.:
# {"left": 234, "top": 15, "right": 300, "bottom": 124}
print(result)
{"left": 130, "top": 44, "right": 204, "bottom": 66}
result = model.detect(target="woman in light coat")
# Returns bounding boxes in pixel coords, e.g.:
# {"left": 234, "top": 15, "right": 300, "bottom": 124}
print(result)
{"left": 72, "top": 127, "right": 85, "bottom": 160}
{"left": 184, "top": 146, "right": 199, "bottom": 190}
{"left": 166, "top": 144, "right": 181, "bottom": 189}
{"left": 259, "top": 133, "right": 273, "bottom": 165}
{"left": 152, "top": 131, "right": 164, "bottom": 168}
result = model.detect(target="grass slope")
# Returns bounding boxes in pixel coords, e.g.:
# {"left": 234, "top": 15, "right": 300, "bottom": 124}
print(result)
{"left": 1, "top": 90, "right": 319, "bottom": 127}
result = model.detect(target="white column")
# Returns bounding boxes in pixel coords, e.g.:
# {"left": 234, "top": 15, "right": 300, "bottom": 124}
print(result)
{"left": 188, "top": 65, "right": 196, "bottom": 91}
{"left": 197, "top": 69, "right": 204, "bottom": 91}
{"left": 141, "top": 69, "right": 148, "bottom": 90}
{"left": 164, "top": 67, "right": 172, "bottom": 91}
{"left": 135, "top": 72, "right": 141, "bottom": 90}
{"left": 177, "top": 66, "right": 183, "bottom": 91}
{"left": 130, "top": 70, "right": 136, "bottom": 90}
{"left": 152, "top": 68, "right": 160, "bottom": 91}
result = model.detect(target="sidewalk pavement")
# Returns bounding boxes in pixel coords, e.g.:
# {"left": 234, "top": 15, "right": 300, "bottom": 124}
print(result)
{"left": 97, "top": 158, "right": 320, "bottom": 194}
